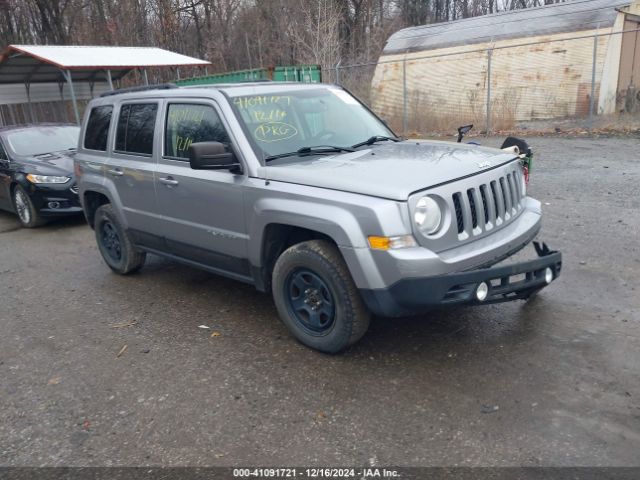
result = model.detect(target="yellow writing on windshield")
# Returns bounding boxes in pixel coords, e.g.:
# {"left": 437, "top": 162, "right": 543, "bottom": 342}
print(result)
{"left": 255, "top": 122, "right": 298, "bottom": 142}
{"left": 253, "top": 109, "right": 287, "bottom": 122}
{"left": 234, "top": 95, "right": 291, "bottom": 109}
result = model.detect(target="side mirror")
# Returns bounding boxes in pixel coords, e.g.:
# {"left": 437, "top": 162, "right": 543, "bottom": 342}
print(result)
{"left": 457, "top": 124, "right": 473, "bottom": 143}
{"left": 188, "top": 142, "right": 241, "bottom": 172}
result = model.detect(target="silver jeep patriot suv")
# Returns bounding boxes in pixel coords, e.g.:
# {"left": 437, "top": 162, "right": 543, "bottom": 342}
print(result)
{"left": 76, "top": 82, "right": 562, "bottom": 353}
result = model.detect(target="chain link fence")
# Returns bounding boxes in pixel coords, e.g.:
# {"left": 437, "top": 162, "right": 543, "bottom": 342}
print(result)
{"left": 325, "top": 27, "right": 640, "bottom": 137}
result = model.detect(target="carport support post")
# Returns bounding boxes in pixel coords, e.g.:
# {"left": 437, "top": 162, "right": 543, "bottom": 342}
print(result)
{"left": 106, "top": 69, "right": 114, "bottom": 90}
{"left": 588, "top": 34, "right": 598, "bottom": 129}
{"left": 402, "top": 57, "right": 407, "bottom": 135}
{"left": 25, "top": 82, "right": 35, "bottom": 123}
{"left": 58, "top": 82, "right": 69, "bottom": 123}
{"left": 486, "top": 48, "right": 493, "bottom": 136}
{"left": 62, "top": 69, "right": 80, "bottom": 126}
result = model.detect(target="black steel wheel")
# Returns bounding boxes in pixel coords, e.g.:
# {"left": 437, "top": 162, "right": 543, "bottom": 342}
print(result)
{"left": 100, "top": 220, "right": 122, "bottom": 262}
{"left": 272, "top": 240, "right": 370, "bottom": 353}
{"left": 94, "top": 204, "right": 146, "bottom": 274}
{"left": 285, "top": 268, "right": 336, "bottom": 335}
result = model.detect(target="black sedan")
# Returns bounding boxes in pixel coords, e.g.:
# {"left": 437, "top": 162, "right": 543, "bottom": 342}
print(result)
{"left": 0, "top": 124, "right": 82, "bottom": 227}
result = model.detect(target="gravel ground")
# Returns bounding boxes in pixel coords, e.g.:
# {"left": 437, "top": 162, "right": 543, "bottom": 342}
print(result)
{"left": 0, "top": 136, "right": 639, "bottom": 467}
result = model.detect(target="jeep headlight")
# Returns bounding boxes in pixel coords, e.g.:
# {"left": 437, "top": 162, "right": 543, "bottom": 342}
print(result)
{"left": 414, "top": 196, "right": 442, "bottom": 235}
{"left": 26, "top": 174, "right": 70, "bottom": 184}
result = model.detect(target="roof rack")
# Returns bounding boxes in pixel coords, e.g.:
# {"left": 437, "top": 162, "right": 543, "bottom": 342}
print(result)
{"left": 100, "top": 83, "right": 178, "bottom": 97}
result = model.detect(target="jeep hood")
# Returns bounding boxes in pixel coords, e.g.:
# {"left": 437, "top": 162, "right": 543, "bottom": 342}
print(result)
{"left": 259, "top": 140, "right": 517, "bottom": 201}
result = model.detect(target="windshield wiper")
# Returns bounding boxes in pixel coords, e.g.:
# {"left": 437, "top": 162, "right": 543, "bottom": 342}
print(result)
{"left": 351, "top": 135, "right": 400, "bottom": 149}
{"left": 265, "top": 145, "right": 355, "bottom": 163}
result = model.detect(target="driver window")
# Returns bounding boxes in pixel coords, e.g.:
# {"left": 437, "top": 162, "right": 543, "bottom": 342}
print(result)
{"left": 165, "top": 103, "right": 230, "bottom": 160}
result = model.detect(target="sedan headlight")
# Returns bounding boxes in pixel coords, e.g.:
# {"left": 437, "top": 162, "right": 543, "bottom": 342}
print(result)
{"left": 26, "top": 174, "right": 70, "bottom": 184}
{"left": 414, "top": 196, "right": 442, "bottom": 235}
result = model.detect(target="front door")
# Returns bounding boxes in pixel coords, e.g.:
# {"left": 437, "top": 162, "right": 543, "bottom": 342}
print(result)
{"left": 155, "top": 101, "right": 250, "bottom": 280}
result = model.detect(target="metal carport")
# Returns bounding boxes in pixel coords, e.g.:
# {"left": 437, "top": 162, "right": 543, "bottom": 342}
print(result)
{"left": 0, "top": 45, "right": 210, "bottom": 125}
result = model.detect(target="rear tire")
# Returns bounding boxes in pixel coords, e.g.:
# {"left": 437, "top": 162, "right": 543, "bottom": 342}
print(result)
{"left": 94, "top": 204, "right": 146, "bottom": 274}
{"left": 272, "top": 240, "right": 370, "bottom": 353}
{"left": 12, "top": 185, "right": 45, "bottom": 228}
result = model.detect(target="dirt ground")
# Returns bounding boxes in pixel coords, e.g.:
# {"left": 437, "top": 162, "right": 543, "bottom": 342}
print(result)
{"left": 0, "top": 136, "right": 638, "bottom": 467}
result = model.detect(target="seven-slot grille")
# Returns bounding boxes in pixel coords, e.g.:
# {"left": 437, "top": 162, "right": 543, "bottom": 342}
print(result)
{"left": 452, "top": 167, "right": 525, "bottom": 238}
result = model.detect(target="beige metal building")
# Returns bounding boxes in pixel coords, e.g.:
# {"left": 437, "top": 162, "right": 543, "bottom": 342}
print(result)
{"left": 371, "top": 0, "right": 640, "bottom": 130}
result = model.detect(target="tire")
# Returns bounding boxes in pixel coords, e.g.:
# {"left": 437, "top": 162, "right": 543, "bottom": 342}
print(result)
{"left": 94, "top": 204, "right": 146, "bottom": 275}
{"left": 12, "top": 185, "right": 45, "bottom": 228}
{"left": 272, "top": 240, "right": 370, "bottom": 353}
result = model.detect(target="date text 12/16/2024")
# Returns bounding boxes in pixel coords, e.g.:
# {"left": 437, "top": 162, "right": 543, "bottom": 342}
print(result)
{"left": 233, "top": 468, "right": 401, "bottom": 478}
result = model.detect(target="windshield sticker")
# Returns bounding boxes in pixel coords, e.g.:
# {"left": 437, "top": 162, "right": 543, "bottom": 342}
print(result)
{"left": 329, "top": 89, "right": 358, "bottom": 105}
{"left": 254, "top": 122, "right": 298, "bottom": 143}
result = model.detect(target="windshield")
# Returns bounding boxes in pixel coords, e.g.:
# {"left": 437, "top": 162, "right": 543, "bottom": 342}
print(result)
{"left": 5, "top": 126, "right": 80, "bottom": 156}
{"left": 229, "top": 87, "right": 393, "bottom": 162}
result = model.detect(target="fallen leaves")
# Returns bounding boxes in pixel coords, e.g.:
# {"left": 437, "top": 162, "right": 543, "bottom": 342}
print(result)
{"left": 116, "top": 345, "right": 128, "bottom": 358}
{"left": 210, "top": 331, "right": 221, "bottom": 338}
{"left": 47, "top": 377, "right": 61, "bottom": 386}
{"left": 314, "top": 410, "right": 327, "bottom": 422}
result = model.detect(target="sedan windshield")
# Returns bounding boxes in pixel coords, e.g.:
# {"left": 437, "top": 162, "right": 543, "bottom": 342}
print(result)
{"left": 5, "top": 126, "right": 80, "bottom": 156}
{"left": 229, "top": 87, "right": 394, "bottom": 163}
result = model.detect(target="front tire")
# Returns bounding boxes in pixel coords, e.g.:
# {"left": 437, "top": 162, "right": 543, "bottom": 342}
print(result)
{"left": 272, "top": 240, "right": 370, "bottom": 353}
{"left": 12, "top": 185, "right": 44, "bottom": 228}
{"left": 94, "top": 204, "right": 146, "bottom": 274}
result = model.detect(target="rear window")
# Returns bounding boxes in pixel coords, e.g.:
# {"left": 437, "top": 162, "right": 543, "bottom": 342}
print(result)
{"left": 84, "top": 105, "right": 113, "bottom": 151}
{"left": 115, "top": 103, "right": 158, "bottom": 155}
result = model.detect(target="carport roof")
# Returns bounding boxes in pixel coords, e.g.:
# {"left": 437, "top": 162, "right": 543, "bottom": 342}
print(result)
{"left": 383, "top": 0, "right": 631, "bottom": 54}
{"left": 0, "top": 45, "right": 211, "bottom": 84}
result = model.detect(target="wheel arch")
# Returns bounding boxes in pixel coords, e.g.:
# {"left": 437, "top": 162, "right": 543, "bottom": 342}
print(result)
{"left": 83, "top": 190, "right": 111, "bottom": 229}
{"left": 255, "top": 223, "right": 337, "bottom": 291}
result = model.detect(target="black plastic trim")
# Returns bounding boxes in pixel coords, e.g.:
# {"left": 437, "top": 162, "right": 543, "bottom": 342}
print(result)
{"left": 359, "top": 242, "right": 562, "bottom": 317}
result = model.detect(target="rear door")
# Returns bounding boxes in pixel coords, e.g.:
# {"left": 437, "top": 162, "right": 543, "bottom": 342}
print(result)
{"left": 154, "top": 100, "right": 250, "bottom": 280}
{"left": 108, "top": 101, "right": 164, "bottom": 248}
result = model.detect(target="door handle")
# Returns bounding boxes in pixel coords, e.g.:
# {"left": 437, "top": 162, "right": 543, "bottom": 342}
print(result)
{"left": 159, "top": 176, "right": 179, "bottom": 186}
{"left": 107, "top": 168, "right": 124, "bottom": 176}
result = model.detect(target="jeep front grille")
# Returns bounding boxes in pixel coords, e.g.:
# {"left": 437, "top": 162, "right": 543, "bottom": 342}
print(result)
{"left": 452, "top": 167, "right": 525, "bottom": 239}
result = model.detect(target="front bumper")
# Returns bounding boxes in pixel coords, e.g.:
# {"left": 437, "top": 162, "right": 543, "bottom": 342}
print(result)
{"left": 359, "top": 242, "right": 562, "bottom": 317}
{"left": 27, "top": 182, "right": 82, "bottom": 217}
